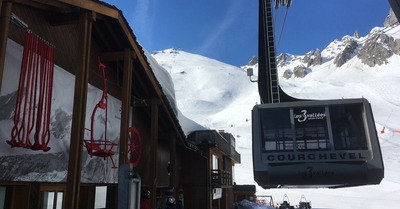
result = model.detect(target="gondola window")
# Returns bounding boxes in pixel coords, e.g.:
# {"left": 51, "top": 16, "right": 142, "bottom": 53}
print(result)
{"left": 293, "top": 106, "right": 330, "bottom": 151}
{"left": 330, "top": 104, "right": 368, "bottom": 150}
{"left": 260, "top": 104, "right": 369, "bottom": 153}
{"left": 261, "top": 108, "right": 293, "bottom": 151}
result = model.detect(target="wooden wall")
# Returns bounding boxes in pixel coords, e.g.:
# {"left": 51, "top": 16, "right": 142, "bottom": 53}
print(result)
{"left": 180, "top": 148, "right": 209, "bottom": 209}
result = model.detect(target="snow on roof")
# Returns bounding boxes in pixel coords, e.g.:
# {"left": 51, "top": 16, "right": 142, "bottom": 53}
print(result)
{"left": 142, "top": 47, "right": 178, "bottom": 114}
{"left": 140, "top": 46, "right": 207, "bottom": 136}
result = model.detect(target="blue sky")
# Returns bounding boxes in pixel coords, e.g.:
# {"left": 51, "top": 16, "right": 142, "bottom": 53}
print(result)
{"left": 106, "top": 0, "right": 392, "bottom": 66}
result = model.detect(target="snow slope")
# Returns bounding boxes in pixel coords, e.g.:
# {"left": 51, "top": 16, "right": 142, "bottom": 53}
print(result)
{"left": 152, "top": 25, "right": 400, "bottom": 209}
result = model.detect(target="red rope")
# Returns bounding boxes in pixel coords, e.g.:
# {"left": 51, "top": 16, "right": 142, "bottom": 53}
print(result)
{"left": 7, "top": 31, "right": 55, "bottom": 152}
{"left": 43, "top": 45, "right": 55, "bottom": 150}
{"left": 17, "top": 32, "right": 36, "bottom": 147}
{"left": 32, "top": 40, "right": 46, "bottom": 150}
{"left": 25, "top": 34, "right": 40, "bottom": 148}
{"left": 8, "top": 32, "right": 31, "bottom": 147}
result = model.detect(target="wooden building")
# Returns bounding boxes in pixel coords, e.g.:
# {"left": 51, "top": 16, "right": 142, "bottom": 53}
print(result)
{"left": 0, "top": 0, "right": 240, "bottom": 209}
{"left": 0, "top": 1, "right": 243, "bottom": 209}
{"left": 233, "top": 185, "right": 256, "bottom": 203}
{"left": 188, "top": 130, "right": 241, "bottom": 209}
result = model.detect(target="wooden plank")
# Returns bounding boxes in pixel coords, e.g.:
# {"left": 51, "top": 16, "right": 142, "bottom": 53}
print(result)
{"left": 149, "top": 97, "right": 159, "bottom": 208}
{"left": 0, "top": 0, "right": 12, "bottom": 94}
{"left": 11, "top": 185, "right": 30, "bottom": 209}
{"left": 100, "top": 51, "right": 125, "bottom": 62}
{"left": 100, "top": 51, "right": 136, "bottom": 62}
{"left": 55, "top": 0, "right": 119, "bottom": 19}
{"left": 48, "top": 12, "right": 80, "bottom": 26}
{"left": 92, "top": 23, "right": 114, "bottom": 51}
{"left": 0, "top": 0, "right": 3, "bottom": 13}
{"left": 65, "top": 10, "right": 92, "bottom": 209}
{"left": 119, "top": 48, "right": 133, "bottom": 166}
{"left": 169, "top": 134, "right": 177, "bottom": 187}
{"left": 13, "top": 0, "right": 75, "bottom": 12}
{"left": 103, "top": 19, "right": 123, "bottom": 49}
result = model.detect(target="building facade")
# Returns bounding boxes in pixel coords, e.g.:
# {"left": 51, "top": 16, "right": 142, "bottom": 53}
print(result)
{"left": 0, "top": 1, "right": 241, "bottom": 209}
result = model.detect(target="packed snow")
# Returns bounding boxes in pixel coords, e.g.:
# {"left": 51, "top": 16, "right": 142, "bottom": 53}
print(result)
{"left": 152, "top": 25, "right": 400, "bottom": 209}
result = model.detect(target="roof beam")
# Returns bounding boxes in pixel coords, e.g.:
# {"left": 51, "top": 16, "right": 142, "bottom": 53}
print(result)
{"left": 56, "top": 0, "right": 119, "bottom": 18}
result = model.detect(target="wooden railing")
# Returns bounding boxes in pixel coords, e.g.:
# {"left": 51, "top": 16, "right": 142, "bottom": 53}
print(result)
{"left": 212, "top": 169, "right": 232, "bottom": 187}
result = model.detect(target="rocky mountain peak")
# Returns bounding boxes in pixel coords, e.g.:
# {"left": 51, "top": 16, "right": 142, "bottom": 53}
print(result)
{"left": 333, "top": 36, "right": 358, "bottom": 67}
{"left": 357, "top": 32, "right": 400, "bottom": 67}
{"left": 302, "top": 49, "right": 322, "bottom": 67}
{"left": 384, "top": 8, "right": 399, "bottom": 27}
{"left": 247, "top": 56, "right": 258, "bottom": 66}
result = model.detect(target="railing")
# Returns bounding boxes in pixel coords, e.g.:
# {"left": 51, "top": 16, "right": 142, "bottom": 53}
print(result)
{"left": 231, "top": 150, "right": 241, "bottom": 163}
{"left": 212, "top": 169, "right": 232, "bottom": 187}
{"left": 215, "top": 135, "right": 231, "bottom": 156}
{"left": 215, "top": 133, "right": 241, "bottom": 163}
{"left": 187, "top": 130, "right": 241, "bottom": 163}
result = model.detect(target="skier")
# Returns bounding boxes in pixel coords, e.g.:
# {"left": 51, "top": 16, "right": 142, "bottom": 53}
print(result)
{"left": 140, "top": 190, "right": 152, "bottom": 209}
{"left": 160, "top": 187, "right": 174, "bottom": 209}
{"left": 177, "top": 189, "right": 184, "bottom": 209}
{"left": 166, "top": 197, "right": 176, "bottom": 209}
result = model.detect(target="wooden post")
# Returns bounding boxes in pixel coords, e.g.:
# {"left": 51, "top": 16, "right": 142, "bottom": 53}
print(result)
{"left": 0, "top": 0, "right": 12, "bottom": 94}
{"left": 0, "top": 0, "right": 3, "bottom": 14}
{"left": 65, "top": 10, "right": 94, "bottom": 209}
{"left": 169, "top": 134, "right": 177, "bottom": 187}
{"left": 150, "top": 98, "right": 159, "bottom": 208}
{"left": 119, "top": 48, "right": 133, "bottom": 166}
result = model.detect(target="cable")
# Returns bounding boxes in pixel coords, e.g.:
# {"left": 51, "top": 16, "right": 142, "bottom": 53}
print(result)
{"left": 276, "top": 6, "right": 290, "bottom": 51}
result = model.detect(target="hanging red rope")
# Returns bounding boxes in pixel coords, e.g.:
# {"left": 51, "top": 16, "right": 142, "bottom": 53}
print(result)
{"left": 6, "top": 31, "right": 55, "bottom": 152}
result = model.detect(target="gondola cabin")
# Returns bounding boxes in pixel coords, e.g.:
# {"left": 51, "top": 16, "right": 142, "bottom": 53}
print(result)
{"left": 252, "top": 98, "right": 384, "bottom": 188}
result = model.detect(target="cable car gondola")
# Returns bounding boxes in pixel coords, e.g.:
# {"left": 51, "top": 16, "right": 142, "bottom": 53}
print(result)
{"left": 252, "top": 98, "right": 384, "bottom": 188}
{"left": 253, "top": 0, "right": 384, "bottom": 189}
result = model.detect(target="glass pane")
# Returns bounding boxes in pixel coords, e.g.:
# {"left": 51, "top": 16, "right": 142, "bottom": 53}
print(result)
{"left": 212, "top": 155, "right": 219, "bottom": 170}
{"left": 95, "top": 186, "right": 107, "bottom": 209}
{"left": 56, "top": 192, "right": 63, "bottom": 209}
{"left": 330, "top": 104, "right": 368, "bottom": 150}
{"left": 42, "top": 192, "right": 55, "bottom": 209}
{"left": 260, "top": 108, "right": 293, "bottom": 152}
{"left": 293, "top": 106, "right": 330, "bottom": 151}
{"left": 0, "top": 187, "right": 5, "bottom": 209}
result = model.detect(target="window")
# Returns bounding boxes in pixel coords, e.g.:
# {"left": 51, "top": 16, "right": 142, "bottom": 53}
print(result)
{"left": 212, "top": 155, "right": 219, "bottom": 170}
{"left": 330, "top": 104, "right": 368, "bottom": 150}
{"left": 293, "top": 106, "right": 330, "bottom": 151}
{"left": 261, "top": 108, "right": 293, "bottom": 151}
{"left": 0, "top": 187, "right": 5, "bottom": 209}
{"left": 259, "top": 103, "right": 368, "bottom": 153}
{"left": 95, "top": 186, "right": 107, "bottom": 209}
{"left": 41, "top": 191, "right": 63, "bottom": 209}
{"left": 40, "top": 185, "right": 65, "bottom": 209}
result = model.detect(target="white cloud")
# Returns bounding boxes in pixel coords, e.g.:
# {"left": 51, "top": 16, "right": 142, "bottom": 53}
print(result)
{"left": 197, "top": 1, "right": 243, "bottom": 53}
{"left": 129, "top": 0, "right": 154, "bottom": 47}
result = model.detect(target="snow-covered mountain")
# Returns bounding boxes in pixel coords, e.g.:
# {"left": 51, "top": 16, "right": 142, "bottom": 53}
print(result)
{"left": 152, "top": 21, "right": 400, "bottom": 209}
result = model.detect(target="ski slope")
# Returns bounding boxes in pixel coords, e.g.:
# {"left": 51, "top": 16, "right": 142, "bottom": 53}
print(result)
{"left": 152, "top": 26, "right": 400, "bottom": 208}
